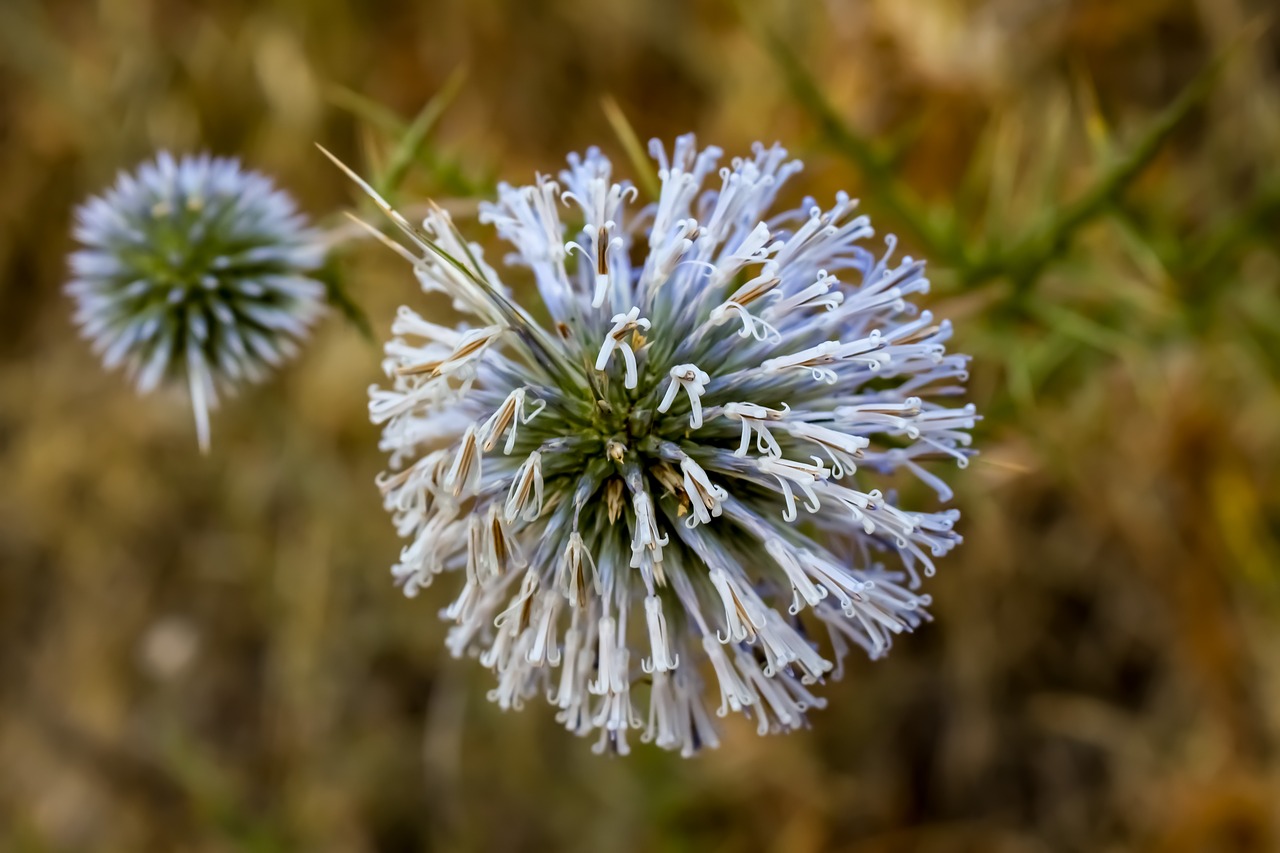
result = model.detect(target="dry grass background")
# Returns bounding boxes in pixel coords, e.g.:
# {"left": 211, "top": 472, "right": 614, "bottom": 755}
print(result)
{"left": 2, "top": 0, "right": 1279, "bottom": 850}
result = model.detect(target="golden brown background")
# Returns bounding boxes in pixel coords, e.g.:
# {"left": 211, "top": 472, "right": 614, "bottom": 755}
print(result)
{"left": 2, "top": 0, "right": 1279, "bottom": 850}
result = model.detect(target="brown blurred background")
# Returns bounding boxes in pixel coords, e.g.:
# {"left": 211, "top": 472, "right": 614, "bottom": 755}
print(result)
{"left": 2, "top": 0, "right": 1279, "bottom": 850}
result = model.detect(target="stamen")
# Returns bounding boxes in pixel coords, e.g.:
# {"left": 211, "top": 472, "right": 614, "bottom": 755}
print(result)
{"left": 703, "top": 634, "right": 755, "bottom": 716}
{"left": 482, "top": 388, "right": 546, "bottom": 454}
{"left": 550, "top": 615, "right": 588, "bottom": 714}
{"left": 764, "top": 537, "right": 827, "bottom": 614}
{"left": 589, "top": 615, "right": 626, "bottom": 695}
{"left": 629, "top": 490, "right": 670, "bottom": 574}
{"left": 756, "top": 608, "right": 833, "bottom": 683}
{"left": 679, "top": 456, "right": 726, "bottom": 527}
{"left": 445, "top": 532, "right": 484, "bottom": 625}
{"left": 525, "top": 592, "right": 563, "bottom": 667}
{"left": 783, "top": 421, "right": 869, "bottom": 478}
{"left": 657, "top": 363, "right": 711, "bottom": 428}
{"left": 762, "top": 271, "right": 844, "bottom": 319}
{"left": 394, "top": 324, "right": 505, "bottom": 379}
{"left": 761, "top": 332, "right": 887, "bottom": 383}
{"left": 491, "top": 569, "right": 540, "bottom": 638}
{"left": 554, "top": 532, "right": 600, "bottom": 607}
{"left": 485, "top": 503, "right": 527, "bottom": 577}
{"left": 595, "top": 307, "right": 650, "bottom": 389}
{"left": 590, "top": 612, "right": 639, "bottom": 751}
{"left": 641, "top": 595, "right": 680, "bottom": 673}
{"left": 707, "top": 300, "right": 779, "bottom": 341}
{"left": 566, "top": 223, "right": 621, "bottom": 309}
{"left": 442, "top": 425, "right": 482, "bottom": 499}
{"left": 594, "top": 225, "right": 611, "bottom": 307}
{"left": 722, "top": 402, "right": 788, "bottom": 457}
{"left": 504, "top": 451, "right": 544, "bottom": 522}
{"left": 758, "top": 455, "right": 829, "bottom": 521}
{"left": 709, "top": 568, "right": 766, "bottom": 643}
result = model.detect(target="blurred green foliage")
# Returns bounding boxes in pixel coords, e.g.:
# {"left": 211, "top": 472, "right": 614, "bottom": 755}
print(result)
{"left": 1, "top": 0, "right": 1278, "bottom": 851}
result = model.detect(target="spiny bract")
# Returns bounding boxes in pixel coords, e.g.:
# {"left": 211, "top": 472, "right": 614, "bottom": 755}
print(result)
{"left": 67, "top": 152, "right": 328, "bottom": 450}
{"left": 355, "top": 135, "right": 976, "bottom": 755}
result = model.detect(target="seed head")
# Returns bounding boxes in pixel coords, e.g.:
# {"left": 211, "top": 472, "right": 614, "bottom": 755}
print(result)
{"left": 67, "top": 152, "right": 328, "bottom": 450}
{"left": 354, "top": 136, "right": 977, "bottom": 755}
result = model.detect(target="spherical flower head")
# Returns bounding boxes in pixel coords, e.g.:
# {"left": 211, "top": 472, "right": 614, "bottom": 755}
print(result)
{"left": 67, "top": 152, "right": 328, "bottom": 450}
{"left": 351, "top": 135, "right": 977, "bottom": 755}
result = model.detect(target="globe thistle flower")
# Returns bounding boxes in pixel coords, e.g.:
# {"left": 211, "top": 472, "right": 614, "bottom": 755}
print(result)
{"left": 67, "top": 152, "right": 328, "bottom": 450}
{"left": 342, "top": 135, "right": 976, "bottom": 755}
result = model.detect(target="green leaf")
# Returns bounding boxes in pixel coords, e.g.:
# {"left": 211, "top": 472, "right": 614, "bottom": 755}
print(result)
{"left": 375, "top": 65, "right": 468, "bottom": 199}
{"left": 1029, "top": 302, "right": 1131, "bottom": 357}
{"left": 1004, "top": 36, "right": 1245, "bottom": 291}
{"left": 325, "top": 85, "right": 406, "bottom": 136}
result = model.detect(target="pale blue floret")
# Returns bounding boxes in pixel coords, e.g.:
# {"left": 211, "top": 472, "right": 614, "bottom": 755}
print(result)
{"left": 351, "top": 135, "right": 977, "bottom": 756}
{"left": 67, "top": 152, "right": 327, "bottom": 450}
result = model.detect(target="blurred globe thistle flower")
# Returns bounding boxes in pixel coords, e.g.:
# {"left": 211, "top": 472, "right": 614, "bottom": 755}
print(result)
{"left": 341, "top": 135, "right": 976, "bottom": 755}
{"left": 67, "top": 152, "right": 328, "bottom": 450}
